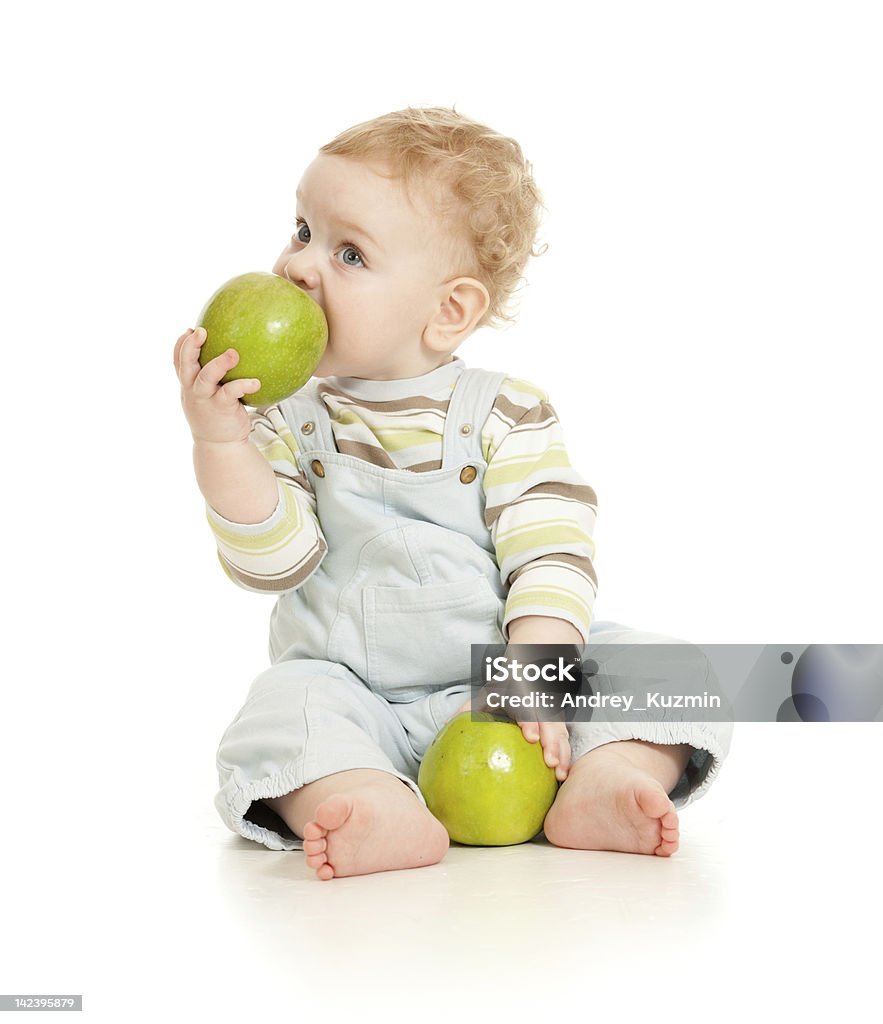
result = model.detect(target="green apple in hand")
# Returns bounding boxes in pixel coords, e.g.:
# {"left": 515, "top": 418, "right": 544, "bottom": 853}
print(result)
{"left": 418, "top": 712, "right": 559, "bottom": 846}
{"left": 196, "top": 272, "right": 327, "bottom": 406}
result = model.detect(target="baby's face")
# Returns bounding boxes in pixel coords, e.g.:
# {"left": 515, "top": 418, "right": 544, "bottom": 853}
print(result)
{"left": 272, "top": 153, "right": 461, "bottom": 381}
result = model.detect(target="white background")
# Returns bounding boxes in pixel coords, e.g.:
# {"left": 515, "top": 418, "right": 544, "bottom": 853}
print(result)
{"left": 1, "top": 1, "right": 881, "bottom": 1019}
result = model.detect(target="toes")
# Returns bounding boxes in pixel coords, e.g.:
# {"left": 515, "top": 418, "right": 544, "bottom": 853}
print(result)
{"left": 305, "top": 844, "right": 336, "bottom": 880}
{"left": 660, "top": 808, "right": 679, "bottom": 830}
{"left": 303, "top": 836, "right": 326, "bottom": 856}
{"left": 303, "top": 795, "right": 354, "bottom": 881}
{"left": 313, "top": 794, "right": 354, "bottom": 832}
{"left": 634, "top": 782, "right": 680, "bottom": 856}
{"left": 635, "top": 783, "right": 676, "bottom": 822}
{"left": 302, "top": 820, "right": 326, "bottom": 842}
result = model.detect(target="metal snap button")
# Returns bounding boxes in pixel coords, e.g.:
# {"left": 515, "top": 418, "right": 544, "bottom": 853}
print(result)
{"left": 301, "top": 421, "right": 314, "bottom": 435}
{"left": 459, "top": 465, "right": 477, "bottom": 484}
{"left": 459, "top": 423, "right": 472, "bottom": 436}
{"left": 311, "top": 459, "right": 325, "bottom": 478}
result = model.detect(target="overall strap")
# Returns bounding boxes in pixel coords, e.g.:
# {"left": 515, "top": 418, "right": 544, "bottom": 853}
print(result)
{"left": 276, "top": 379, "right": 335, "bottom": 455}
{"left": 442, "top": 367, "right": 508, "bottom": 469}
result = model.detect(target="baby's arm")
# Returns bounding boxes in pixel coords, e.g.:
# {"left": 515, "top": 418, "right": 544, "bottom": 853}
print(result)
{"left": 483, "top": 381, "right": 598, "bottom": 645}
{"left": 175, "top": 326, "right": 276, "bottom": 520}
{"left": 175, "top": 326, "right": 327, "bottom": 592}
{"left": 466, "top": 379, "right": 599, "bottom": 776}
{"left": 452, "top": 377, "right": 595, "bottom": 777}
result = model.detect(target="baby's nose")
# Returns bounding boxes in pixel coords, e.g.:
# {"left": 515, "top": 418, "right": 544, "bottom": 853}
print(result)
{"left": 283, "top": 252, "right": 320, "bottom": 296}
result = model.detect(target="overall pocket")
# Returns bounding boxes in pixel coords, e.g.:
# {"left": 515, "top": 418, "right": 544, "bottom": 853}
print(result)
{"left": 364, "top": 573, "right": 505, "bottom": 699}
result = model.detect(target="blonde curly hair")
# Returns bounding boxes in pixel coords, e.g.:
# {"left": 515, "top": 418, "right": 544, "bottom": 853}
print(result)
{"left": 319, "top": 105, "right": 548, "bottom": 331}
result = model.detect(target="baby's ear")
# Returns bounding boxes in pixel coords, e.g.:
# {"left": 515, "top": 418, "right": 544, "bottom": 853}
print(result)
{"left": 426, "top": 277, "right": 490, "bottom": 351}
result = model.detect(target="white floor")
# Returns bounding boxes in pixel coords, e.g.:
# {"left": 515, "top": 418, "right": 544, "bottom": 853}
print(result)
{"left": 5, "top": 723, "right": 877, "bottom": 1021}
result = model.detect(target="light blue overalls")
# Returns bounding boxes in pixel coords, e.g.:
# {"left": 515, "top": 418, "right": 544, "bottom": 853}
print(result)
{"left": 215, "top": 366, "right": 732, "bottom": 851}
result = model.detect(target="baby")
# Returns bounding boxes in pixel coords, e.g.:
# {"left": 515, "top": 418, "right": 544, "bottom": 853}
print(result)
{"left": 174, "top": 106, "right": 731, "bottom": 881}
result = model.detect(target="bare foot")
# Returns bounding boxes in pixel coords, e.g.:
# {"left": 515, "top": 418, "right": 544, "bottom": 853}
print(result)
{"left": 543, "top": 743, "right": 687, "bottom": 857}
{"left": 301, "top": 778, "right": 449, "bottom": 881}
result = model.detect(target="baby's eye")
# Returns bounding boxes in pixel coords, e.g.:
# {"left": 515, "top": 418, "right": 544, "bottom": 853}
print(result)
{"left": 339, "top": 245, "right": 364, "bottom": 268}
{"left": 294, "top": 220, "right": 310, "bottom": 244}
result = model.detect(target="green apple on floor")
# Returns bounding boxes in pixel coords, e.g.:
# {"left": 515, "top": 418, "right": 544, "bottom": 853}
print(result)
{"left": 418, "top": 712, "right": 560, "bottom": 846}
{"left": 196, "top": 271, "right": 328, "bottom": 407}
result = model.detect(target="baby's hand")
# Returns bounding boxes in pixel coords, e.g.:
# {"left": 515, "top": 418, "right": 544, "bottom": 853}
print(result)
{"left": 452, "top": 695, "right": 571, "bottom": 783}
{"left": 516, "top": 717, "right": 571, "bottom": 783}
{"left": 174, "top": 326, "right": 261, "bottom": 445}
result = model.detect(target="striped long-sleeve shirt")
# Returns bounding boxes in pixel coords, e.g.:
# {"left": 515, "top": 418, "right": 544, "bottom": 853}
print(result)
{"left": 205, "top": 357, "right": 599, "bottom": 643}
